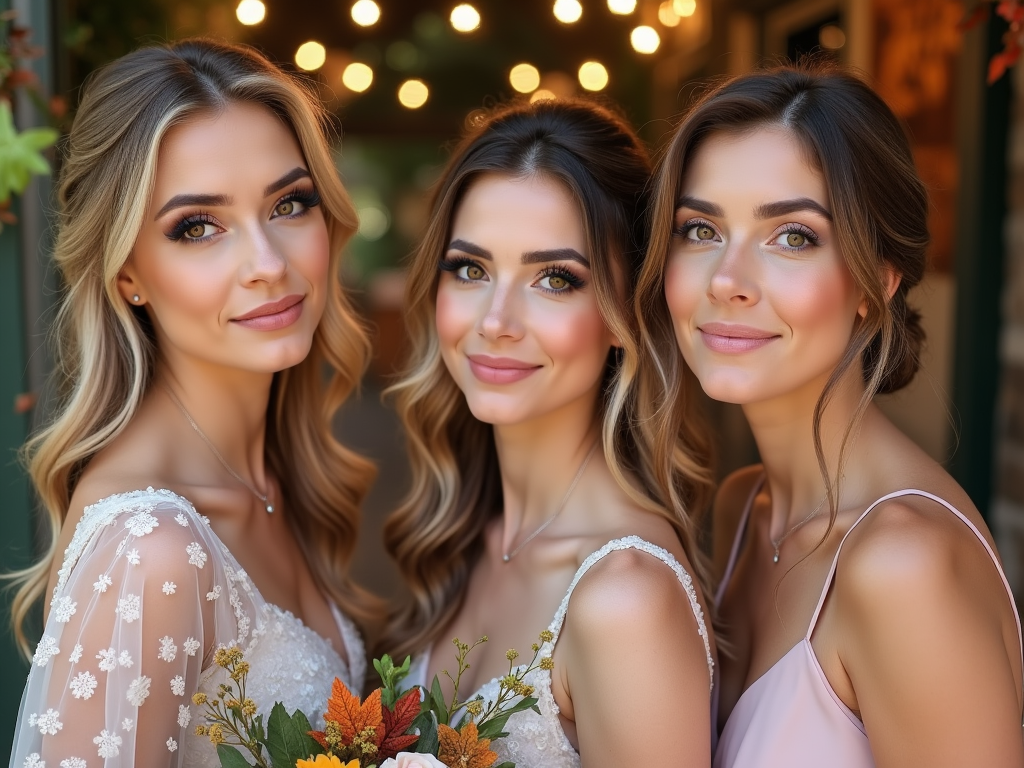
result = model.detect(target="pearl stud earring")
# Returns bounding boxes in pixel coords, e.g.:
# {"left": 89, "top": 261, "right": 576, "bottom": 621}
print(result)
{"left": 132, "top": 294, "right": 140, "bottom": 303}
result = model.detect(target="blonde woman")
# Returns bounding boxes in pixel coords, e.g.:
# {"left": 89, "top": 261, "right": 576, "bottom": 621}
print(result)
{"left": 383, "top": 99, "right": 716, "bottom": 767}
{"left": 636, "top": 64, "right": 1023, "bottom": 766}
{"left": 10, "top": 39, "right": 377, "bottom": 767}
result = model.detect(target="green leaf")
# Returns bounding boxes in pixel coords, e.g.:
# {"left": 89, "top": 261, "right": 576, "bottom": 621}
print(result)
{"left": 266, "top": 703, "right": 318, "bottom": 768}
{"left": 492, "top": 762, "right": 516, "bottom": 768}
{"left": 216, "top": 743, "right": 255, "bottom": 768}
{"left": 428, "top": 676, "right": 449, "bottom": 726}
{"left": 411, "top": 710, "right": 439, "bottom": 756}
{"left": 290, "top": 709, "right": 323, "bottom": 757}
{"left": 0, "top": 101, "right": 57, "bottom": 203}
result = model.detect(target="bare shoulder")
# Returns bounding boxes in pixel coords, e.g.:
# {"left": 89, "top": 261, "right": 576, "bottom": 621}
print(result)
{"left": 835, "top": 491, "right": 1008, "bottom": 627}
{"left": 712, "top": 464, "right": 764, "bottom": 579}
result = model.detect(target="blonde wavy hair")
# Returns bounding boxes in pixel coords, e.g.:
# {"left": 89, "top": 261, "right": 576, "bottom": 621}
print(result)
{"left": 11, "top": 38, "right": 378, "bottom": 657}
{"left": 381, "top": 99, "right": 715, "bottom": 661}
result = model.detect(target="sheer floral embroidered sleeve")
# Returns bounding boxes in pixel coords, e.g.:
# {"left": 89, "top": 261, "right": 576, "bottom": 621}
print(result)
{"left": 13, "top": 489, "right": 246, "bottom": 768}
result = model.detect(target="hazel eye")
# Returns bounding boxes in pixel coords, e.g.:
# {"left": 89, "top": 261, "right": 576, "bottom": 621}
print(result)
{"left": 459, "top": 264, "right": 485, "bottom": 280}
{"left": 546, "top": 275, "right": 567, "bottom": 290}
{"left": 785, "top": 232, "right": 806, "bottom": 248}
{"left": 184, "top": 222, "right": 214, "bottom": 240}
{"left": 275, "top": 200, "right": 295, "bottom": 217}
{"left": 694, "top": 225, "right": 716, "bottom": 241}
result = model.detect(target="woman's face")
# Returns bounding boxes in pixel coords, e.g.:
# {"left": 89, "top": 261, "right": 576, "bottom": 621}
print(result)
{"left": 436, "top": 172, "right": 618, "bottom": 427}
{"left": 664, "top": 127, "right": 864, "bottom": 406}
{"left": 120, "top": 101, "right": 330, "bottom": 374}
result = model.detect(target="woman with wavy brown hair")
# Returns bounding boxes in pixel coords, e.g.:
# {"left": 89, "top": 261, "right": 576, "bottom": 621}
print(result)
{"left": 637, "top": 62, "right": 1023, "bottom": 767}
{"left": 383, "top": 98, "right": 716, "bottom": 767}
{"left": 10, "top": 38, "right": 377, "bottom": 767}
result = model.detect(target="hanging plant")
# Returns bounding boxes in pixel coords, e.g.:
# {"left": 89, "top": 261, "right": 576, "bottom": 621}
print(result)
{"left": 961, "top": 1, "right": 1024, "bottom": 83}
{"left": 0, "top": 11, "right": 61, "bottom": 230}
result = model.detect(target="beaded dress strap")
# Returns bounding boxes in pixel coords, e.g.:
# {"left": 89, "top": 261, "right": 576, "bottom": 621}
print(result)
{"left": 546, "top": 535, "right": 715, "bottom": 692}
{"left": 806, "top": 488, "right": 1024, "bottom": 677}
{"left": 714, "top": 475, "right": 765, "bottom": 606}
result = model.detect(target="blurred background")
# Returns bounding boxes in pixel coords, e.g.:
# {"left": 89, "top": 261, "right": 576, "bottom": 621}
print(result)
{"left": 1, "top": 0, "right": 1022, "bottom": 759}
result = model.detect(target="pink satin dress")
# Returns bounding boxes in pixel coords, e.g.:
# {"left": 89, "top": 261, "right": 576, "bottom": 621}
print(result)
{"left": 713, "top": 479, "right": 1023, "bottom": 768}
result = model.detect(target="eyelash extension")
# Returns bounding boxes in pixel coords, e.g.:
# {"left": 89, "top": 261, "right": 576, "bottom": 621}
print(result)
{"left": 536, "top": 264, "right": 586, "bottom": 292}
{"left": 438, "top": 255, "right": 483, "bottom": 279}
{"left": 276, "top": 186, "right": 322, "bottom": 216}
{"left": 673, "top": 216, "right": 717, "bottom": 239}
{"left": 166, "top": 211, "right": 218, "bottom": 243}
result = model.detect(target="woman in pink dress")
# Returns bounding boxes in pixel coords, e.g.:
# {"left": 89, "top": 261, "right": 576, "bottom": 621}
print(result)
{"left": 634, "top": 62, "right": 1024, "bottom": 766}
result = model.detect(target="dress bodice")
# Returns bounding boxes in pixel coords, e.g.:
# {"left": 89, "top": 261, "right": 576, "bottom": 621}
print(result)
{"left": 10, "top": 488, "right": 365, "bottom": 768}
{"left": 408, "top": 536, "right": 714, "bottom": 768}
{"left": 713, "top": 484, "right": 1023, "bottom": 768}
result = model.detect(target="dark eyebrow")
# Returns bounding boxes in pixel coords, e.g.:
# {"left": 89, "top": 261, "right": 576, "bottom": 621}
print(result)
{"left": 447, "top": 238, "right": 493, "bottom": 259}
{"left": 264, "top": 167, "right": 311, "bottom": 197}
{"left": 155, "top": 193, "right": 231, "bottom": 220}
{"left": 522, "top": 248, "right": 590, "bottom": 268}
{"left": 754, "top": 197, "right": 832, "bottom": 221}
{"left": 675, "top": 196, "right": 724, "bottom": 217}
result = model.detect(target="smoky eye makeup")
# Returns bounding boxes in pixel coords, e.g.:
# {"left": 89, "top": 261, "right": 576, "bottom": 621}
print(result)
{"left": 768, "top": 222, "right": 821, "bottom": 251}
{"left": 673, "top": 216, "right": 720, "bottom": 242}
{"left": 165, "top": 212, "right": 220, "bottom": 243}
{"left": 534, "top": 264, "right": 586, "bottom": 293}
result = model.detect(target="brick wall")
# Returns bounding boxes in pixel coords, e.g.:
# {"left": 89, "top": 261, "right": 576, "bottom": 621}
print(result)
{"left": 994, "top": 62, "right": 1024, "bottom": 602}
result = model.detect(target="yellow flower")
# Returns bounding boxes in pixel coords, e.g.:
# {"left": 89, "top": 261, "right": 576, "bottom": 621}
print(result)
{"left": 208, "top": 724, "right": 225, "bottom": 745}
{"left": 539, "top": 657, "right": 554, "bottom": 671}
{"left": 295, "top": 756, "right": 359, "bottom": 768}
{"left": 192, "top": 692, "right": 208, "bottom": 705}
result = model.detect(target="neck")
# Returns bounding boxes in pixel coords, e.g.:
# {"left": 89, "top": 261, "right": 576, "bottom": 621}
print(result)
{"left": 742, "top": 366, "right": 868, "bottom": 532}
{"left": 155, "top": 351, "right": 274, "bottom": 489}
{"left": 491, "top": 388, "right": 601, "bottom": 550}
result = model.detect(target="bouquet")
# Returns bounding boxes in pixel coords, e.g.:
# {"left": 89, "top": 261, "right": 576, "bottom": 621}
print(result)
{"left": 192, "top": 631, "right": 554, "bottom": 768}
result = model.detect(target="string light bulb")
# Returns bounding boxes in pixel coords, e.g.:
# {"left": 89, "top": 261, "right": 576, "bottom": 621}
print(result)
{"left": 351, "top": 0, "right": 381, "bottom": 26}
{"left": 553, "top": 0, "right": 583, "bottom": 24}
{"left": 398, "top": 79, "right": 430, "bottom": 109}
{"left": 295, "top": 41, "right": 326, "bottom": 71}
{"left": 450, "top": 4, "right": 481, "bottom": 32}
{"left": 342, "top": 62, "right": 374, "bottom": 92}
{"left": 578, "top": 61, "right": 609, "bottom": 91}
{"left": 658, "top": 1, "right": 680, "bottom": 26}
{"left": 235, "top": 0, "right": 265, "bottom": 25}
{"left": 607, "top": 0, "right": 637, "bottom": 13}
{"left": 509, "top": 63, "right": 541, "bottom": 93}
{"left": 673, "top": 0, "right": 696, "bottom": 17}
{"left": 630, "top": 26, "right": 660, "bottom": 54}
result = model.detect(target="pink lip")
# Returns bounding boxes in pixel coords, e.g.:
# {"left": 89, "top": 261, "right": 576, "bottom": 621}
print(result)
{"left": 698, "top": 322, "right": 780, "bottom": 353}
{"left": 231, "top": 294, "right": 304, "bottom": 331}
{"left": 467, "top": 354, "right": 542, "bottom": 384}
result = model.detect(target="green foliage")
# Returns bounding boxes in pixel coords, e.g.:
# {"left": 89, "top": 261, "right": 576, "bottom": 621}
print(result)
{"left": 0, "top": 99, "right": 55, "bottom": 203}
{"left": 265, "top": 704, "right": 323, "bottom": 768}
{"left": 216, "top": 744, "right": 253, "bottom": 768}
{"left": 373, "top": 653, "right": 412, "bottom": 709}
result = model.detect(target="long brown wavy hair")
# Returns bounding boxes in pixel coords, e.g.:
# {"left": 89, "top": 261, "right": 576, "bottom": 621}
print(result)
{"left": 381, "top": 98, "right": 715, "bottom": 661}
{"left": 636, "top": 62, "right": 929, "bottom": 544}
{"left": 10, "top": 38, "right": 378, "bottom": 657}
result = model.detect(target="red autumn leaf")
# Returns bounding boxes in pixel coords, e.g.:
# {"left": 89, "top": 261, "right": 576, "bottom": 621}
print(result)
{"left": 378, "top": 688, "right": 422, "bottom": 761}
{"left": 989, "top": 45, "right": 1021, "bottom": 82}
{"left": 997, "top": 0, "right": 1024, "bottom": 23}
{"left": 960, "top": 2, "right": 990, "bottom": 30}
{"left": 324, "top": 678, "right": 384, "bottom": 745}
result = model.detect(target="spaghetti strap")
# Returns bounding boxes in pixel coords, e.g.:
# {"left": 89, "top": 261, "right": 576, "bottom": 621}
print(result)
{"left": 805, "top": 489, "right": 1024, "bottom": 672}
{"left": 715, "top": 474, "right": 765, "bottom": 606}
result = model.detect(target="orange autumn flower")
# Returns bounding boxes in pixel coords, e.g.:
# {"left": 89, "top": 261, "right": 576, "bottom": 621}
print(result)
{"left": 295, "top": 756, "right": 359, "bottom": 768}
{"left": 437, "top": 722, "right": 498, "bottom": 768}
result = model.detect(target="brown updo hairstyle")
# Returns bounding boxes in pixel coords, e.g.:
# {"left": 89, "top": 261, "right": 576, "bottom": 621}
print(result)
{"left": 381, "top": 98, "right": 714, "bottom": 661}
{"left": 635, "top": 61, "right": 928, "bottom": 537}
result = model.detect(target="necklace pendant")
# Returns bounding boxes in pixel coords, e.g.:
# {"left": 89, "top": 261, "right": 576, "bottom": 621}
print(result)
{"left": 502, "top": 553, "right": 511, "bottom": 563}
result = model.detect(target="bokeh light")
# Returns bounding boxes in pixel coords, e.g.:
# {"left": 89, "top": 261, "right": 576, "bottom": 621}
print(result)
{"left": 398, "top": 79, "right": 430, "bottom": 109}
{"left": 673, "top": 0, "right": 696, "bottom": 17}
{"left": 553, "top": 0, "right": 583, "bottom": 24}
{"left": 450, "top": 4, "right": 481, "bottom": 32}
{"left": 819, "top": 24, "right": 846, "bottom": 49}
{"left": 509, "top": 63, "right": 541, "bottom": 93}
{"left": 630, "top": 26, "right": 660, "bottom": 54}
{"left": 342, "top": 62, "right": 374, "bottom": 92}
{"left": 530, "top": 89, "right": 557, "bottom": 103}
{"left": 351, "top": 0, "right": 381, "bottom": 26}
{"left": 658, "top": 1, "right": 680, "bottom": 26}
{"left": 607, "top": 0, "right": 637, "bottom": 13}
{"left": 578, "top": 61, "right": 609, "bottom": 91}
{"left": 235, "top": 0, "right": 266, "bottom": 25}
{"left": 294, "top": 41, "right": 326, "bottom": 71}
{"left": 358, "top": 206, "right": 390, "bottom": 240}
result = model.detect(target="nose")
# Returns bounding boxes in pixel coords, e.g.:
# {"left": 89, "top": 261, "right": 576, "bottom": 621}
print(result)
{"left": 708, "top": 237, "right": 761, "bottom": 306}
{"left": 239, "top": 220, "right": 288, "bottom": 285}
{"left": 478, "top": 281, "right": 524, "bottom": 341}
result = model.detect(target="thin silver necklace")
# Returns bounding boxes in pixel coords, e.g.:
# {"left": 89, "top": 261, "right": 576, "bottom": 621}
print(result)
{"left": 162, "top": 384, "right": 275, "bottom": 514}
{"left": 770, "top": 494, "right": 827, "bottom": 563}
{"left": 502, "top": 439, "right": 599, "bottom": 563}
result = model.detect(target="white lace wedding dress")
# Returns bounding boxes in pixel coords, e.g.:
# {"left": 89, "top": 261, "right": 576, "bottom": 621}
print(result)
{"left": 9, "top": 487, "right": 366, "bottom": 768}
{"left": 406, "top": 536, "right": 715, "bottom": 768}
